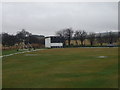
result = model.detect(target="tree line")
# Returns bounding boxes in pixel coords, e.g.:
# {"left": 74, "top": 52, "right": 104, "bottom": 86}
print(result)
{"left": 1, "top": 28, "right": 119, "bottom": 48}
{"left": 1, "top": 29, "right": 45, "bottom": 47}
{"left": 56, "top": 28, "right": 119, "bottom": 47}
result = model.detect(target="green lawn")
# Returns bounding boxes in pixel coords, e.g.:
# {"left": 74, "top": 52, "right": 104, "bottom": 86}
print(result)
{"left": 2, "top": 48, "right": 118, "bottom": 88}
{"left": 2, "top": 49, "right": 25, "bottom": 56}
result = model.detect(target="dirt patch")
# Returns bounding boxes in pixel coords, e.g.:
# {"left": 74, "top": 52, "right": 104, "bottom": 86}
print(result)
{"left": 97, "top": 56, "right": 108, "bottom": 58}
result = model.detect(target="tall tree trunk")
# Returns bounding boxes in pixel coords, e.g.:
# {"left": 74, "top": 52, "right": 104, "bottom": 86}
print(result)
{"left": 68, "top": 37, "right": 70, "bottom": 46}
{"left": 81, "top": 41, "right": 83, "bottom": 46}
{"left": 76, "top": 40, "right": 78, "bottom": 46}
{"left": 90, "top": 41, "right": 93, "bottom": 46}
{"left": 100, "top": 43, "right": 103, "bottom": 46}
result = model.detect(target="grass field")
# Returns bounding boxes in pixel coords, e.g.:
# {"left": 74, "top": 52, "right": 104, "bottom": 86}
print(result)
{"left": 2, "top": 48, "right": 118, "bottom": 88}
{"left": 2, "top": 49, "right": 26, "bottom": 56}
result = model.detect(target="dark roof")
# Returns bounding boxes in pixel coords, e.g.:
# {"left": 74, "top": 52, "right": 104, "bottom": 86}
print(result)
{"left": 32, "top": 35, "right": 45, "bottom": 37}
{"left": 45, "top": 36, "right": 63, "bottom": 38}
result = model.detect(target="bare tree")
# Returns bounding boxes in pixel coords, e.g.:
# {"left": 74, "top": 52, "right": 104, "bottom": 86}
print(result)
{"left": 56, "top": 30, "right": 66, "bottom": 46}
{"left": 106, "top": 31, "right": 116, "bottom": 44}
{"left": 74, "top": 31, "right": 79, "bottom": 46}
{"left": 56, "top": 28, "right": 73, "bottom": 46}
{"left": 96, "top": 33, "right": 104, "bottom": 46}
{"left": 75, "top": 30, "right": 87, "bottom": 46}
{"left": 64, "top": 28, "right": 74, "bottom": 46}
{"left": 56, "top": 30, "right": 64, "bottom": 37}
{"left": 16, "top": 29, "right": 31, "bottom": 43}
{"left": 88, "top": 32, "right": 96, "bottom": 46}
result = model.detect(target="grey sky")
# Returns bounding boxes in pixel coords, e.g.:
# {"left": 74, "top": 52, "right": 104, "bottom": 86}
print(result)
{"left": 2, "top": 2, "right": 118, "bottom": 36}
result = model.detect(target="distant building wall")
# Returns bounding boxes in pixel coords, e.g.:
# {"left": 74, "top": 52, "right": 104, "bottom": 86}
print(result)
{"left": 51, "top": 43, "right": 63, "bottom": 47}
{"left": 45, "top": 38, "right": 51, "bottom": 48}
{"left": 45, "top": 36, "right": 63, "bottom": 48}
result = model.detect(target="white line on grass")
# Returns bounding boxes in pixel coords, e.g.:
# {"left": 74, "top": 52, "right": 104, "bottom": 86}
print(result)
{"left": 1, "top": 47, "right": 118, "bottom": 58}
{"left": 1, "top": 49, "right": 45, "bottom": 58}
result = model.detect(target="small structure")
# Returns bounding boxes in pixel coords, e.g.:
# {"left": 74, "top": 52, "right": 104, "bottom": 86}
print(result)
{"left": 15, "top": 40, "right": 33, "bottom": 51}
{"left": 45, "top": 36, "right": 64, "bottom": 48}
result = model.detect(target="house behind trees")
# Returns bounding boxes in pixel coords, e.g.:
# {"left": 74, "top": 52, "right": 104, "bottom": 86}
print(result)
{"left": 45, "top": 36, "right": 64, "bottom": 48}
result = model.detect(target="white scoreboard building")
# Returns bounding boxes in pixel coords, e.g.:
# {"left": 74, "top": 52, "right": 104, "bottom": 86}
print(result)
{"left": 45, "top": 36, "right": 64, "bottom": 48}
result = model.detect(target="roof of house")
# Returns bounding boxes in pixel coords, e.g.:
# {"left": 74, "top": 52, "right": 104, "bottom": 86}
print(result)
{"left": 45, "top": 36, "right": 64, "bottom": 38}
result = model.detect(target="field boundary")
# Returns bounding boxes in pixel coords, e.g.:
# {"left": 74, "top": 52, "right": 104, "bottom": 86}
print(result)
{"left": 1, "top": 49, "right": 45, "bottom": 58}
{"left": 1, "top": 47, "right": 118, "bottom": 58}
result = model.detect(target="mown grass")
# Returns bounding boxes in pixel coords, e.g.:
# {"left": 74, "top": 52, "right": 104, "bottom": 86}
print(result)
{"left": 2, "top": 49, "right": 25, "bottom": 55}
{"left": 2, "top": 48, "right": 118, "bottom": 88}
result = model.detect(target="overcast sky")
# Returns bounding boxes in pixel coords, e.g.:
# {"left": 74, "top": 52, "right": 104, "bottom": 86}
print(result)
{"left": 2, "top": 2, "right": 118, "bottom": 36}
